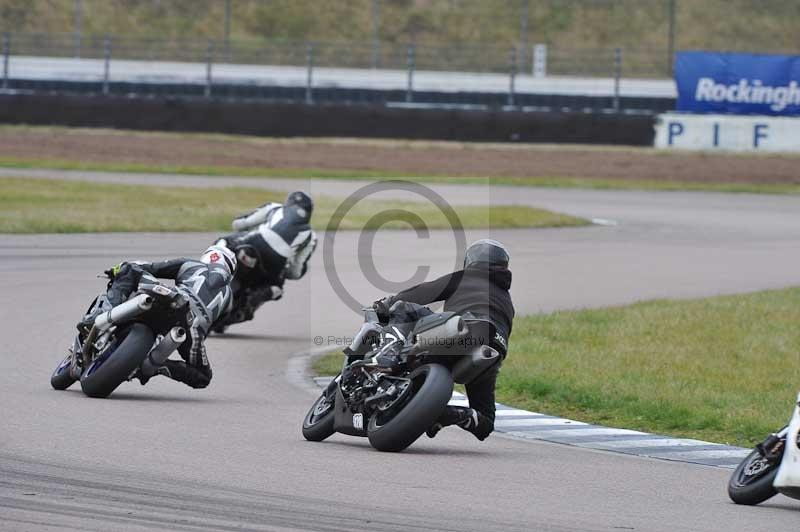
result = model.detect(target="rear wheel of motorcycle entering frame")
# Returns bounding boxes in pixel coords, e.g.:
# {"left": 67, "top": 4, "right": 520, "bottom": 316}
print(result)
{"left": 367, "top": 363, "right": 453, "bottom": 453}
{"left": 80, "top": 323, "right": 155, "bottom": 399}
{"left": 728, "top": 448, "right": 782, "bottom": 505}
{"left": 302, "top": 392, "right": 336, "bottom": 442}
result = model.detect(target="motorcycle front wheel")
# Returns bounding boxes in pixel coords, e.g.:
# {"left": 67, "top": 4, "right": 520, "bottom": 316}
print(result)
{"left": 50, "top": 353, "right": 78, "bottom": 390}
{"left": 302, "top": 391, "right": 336, "bottom": 442}
{"left": 367, "top": 363, "right": 453, "bottom": 452}
{"left": 80, "top": 323, "right": 155, "bottom": 398}
{"left": 728, "top": 447, "right": 782, "bottom": 505}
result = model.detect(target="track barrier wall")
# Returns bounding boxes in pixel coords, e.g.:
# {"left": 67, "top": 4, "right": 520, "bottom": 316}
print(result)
{"left": 0, "top": 92, "right": 656, "bottom": 145}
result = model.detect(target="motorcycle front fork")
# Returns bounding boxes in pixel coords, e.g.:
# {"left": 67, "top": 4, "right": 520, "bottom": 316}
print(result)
{"left": 757, "top": 429, "right": 788, "bottom": 461}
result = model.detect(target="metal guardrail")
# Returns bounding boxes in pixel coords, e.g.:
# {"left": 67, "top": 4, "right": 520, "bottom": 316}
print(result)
{"left": 0, "top": 32, "right": 670, "bottom": 110}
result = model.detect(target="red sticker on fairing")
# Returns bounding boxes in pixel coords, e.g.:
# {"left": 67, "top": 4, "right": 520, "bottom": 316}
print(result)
{"left": 210, "top": 252, "right": 220, "bottom": 262}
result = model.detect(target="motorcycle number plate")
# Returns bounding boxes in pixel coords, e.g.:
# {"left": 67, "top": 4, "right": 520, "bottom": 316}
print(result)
{"left": 352, "top": 413, "right": 364, "bottom": 430}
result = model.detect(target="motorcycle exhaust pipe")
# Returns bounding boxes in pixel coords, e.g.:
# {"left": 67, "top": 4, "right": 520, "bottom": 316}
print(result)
{"left": 140, "top": 326, "right": 186, "bottom": 378}
{"left": 93, "top": 294, "right": 153, "bottom": 331}
{"left": 452, "top": 345, "right": 501, "bottom": 385}
{"left": 83, "top": 294, "right": 154, "bottom": 367}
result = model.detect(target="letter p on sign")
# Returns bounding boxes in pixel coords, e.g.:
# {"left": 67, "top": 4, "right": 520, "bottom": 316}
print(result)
{"left": 668, "top": 122, "right": 684, "bottom": 146}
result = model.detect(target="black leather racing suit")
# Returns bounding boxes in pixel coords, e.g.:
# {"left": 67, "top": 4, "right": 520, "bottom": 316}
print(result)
{"left": 218, "top": 202, "right": 316, "bottom": 324}
{"left": 103, "top": 259, "right": 234, "bottom": 388}
{"left": 385, "top": 264, "right": 514, "bottom": 439}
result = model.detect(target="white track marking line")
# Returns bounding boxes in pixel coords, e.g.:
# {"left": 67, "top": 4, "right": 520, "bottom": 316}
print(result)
{"left": 591, "top": 218, "right": 619, "bottom": 226}
{"left": 507, "top": 427, "right": 649, "bottom": 439}
{"left": 643, "top": 449, "right": 751, "bottom": 459}
{"left": 579, "top": 438, "right": 722, "bottom": 450}
{"left": 495, "top": 418, "right": 588, "bottom": 427}
{"left": 494, "top": 409, "right": 549, "bottom": 417}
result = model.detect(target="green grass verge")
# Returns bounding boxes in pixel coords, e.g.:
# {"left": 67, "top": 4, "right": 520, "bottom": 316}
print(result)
{"left": 312, "top": 352, "right": 345, "bottom": 377}
{"left": 0, "top": 177, "right": 586, "bottom": 233}
{"left": 311, "top": 288, "right": 800, "bottom": 446}
{"left": 3, "top": 157, "right": 800, "bottom": 195}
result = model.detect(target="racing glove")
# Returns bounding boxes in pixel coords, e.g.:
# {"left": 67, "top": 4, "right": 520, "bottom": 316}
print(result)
{"left": 373, "top": 296, "right": 394, "bottom": 323}
{"left": 104, "top": 262, "right": 127, "bottom": 280}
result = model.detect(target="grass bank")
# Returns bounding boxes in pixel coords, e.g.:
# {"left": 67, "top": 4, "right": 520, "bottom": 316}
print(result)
{"left": 3, "top": 157, "right": 800, "bottom": 195}
{"left": 0, "top": 177, "right": 586, "bottom": 233}
{"left": 312, "top": 288, "right": 800, "bottom": 446}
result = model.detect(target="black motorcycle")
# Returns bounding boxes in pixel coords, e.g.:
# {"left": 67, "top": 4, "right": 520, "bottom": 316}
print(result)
{"left": 50, "top": 278, "right": 188, "bottom": 398}
{"left": 301, "top": 304, "right": 502, "bottom": 452}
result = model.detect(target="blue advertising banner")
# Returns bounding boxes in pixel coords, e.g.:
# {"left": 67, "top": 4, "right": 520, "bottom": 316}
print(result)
{"left": 675, "top": 51, "right": 800, "bottom": 116}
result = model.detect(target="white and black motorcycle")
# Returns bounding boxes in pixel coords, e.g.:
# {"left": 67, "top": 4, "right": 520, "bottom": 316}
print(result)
{"left": 728, "top": 393, "right": 800, "bottom": 505}
{"left": 50, "top": 279, "right": 188, "bottom": 398}
{"left": 301, "top": 303, "right": 502, "bottom": 452}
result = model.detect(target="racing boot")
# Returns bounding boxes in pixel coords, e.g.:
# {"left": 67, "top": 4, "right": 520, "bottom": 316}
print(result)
{"left": 426, "top": 406, "right": 493, "bottom": 441}
{"left": 162, "top": 360, "right": 212, "bottom": 389}
{"left": 137, "top": 366, "right": 171, "bottom": 386}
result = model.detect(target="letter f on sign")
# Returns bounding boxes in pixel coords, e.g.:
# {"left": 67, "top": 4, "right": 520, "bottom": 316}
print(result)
{"left": 754, "top": 124, "right": 768, "bottom": 148}
{"left": 668, "top": 122, "right": 684, "bottom": 146}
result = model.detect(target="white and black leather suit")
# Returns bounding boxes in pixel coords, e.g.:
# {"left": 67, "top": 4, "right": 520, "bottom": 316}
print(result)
{"left": 218, "top": 201, "right": 317, "bottom": 322}
{"left": 100, "top": 259, "right": 234, "bottom": 388}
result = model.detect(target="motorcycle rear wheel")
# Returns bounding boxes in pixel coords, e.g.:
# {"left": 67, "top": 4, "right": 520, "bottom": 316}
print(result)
{"left": 728, "top": 448, "right": 781, "bottom": 505}
{"left": 367, "top": 363, "right": 453, "bottom": 452}
{"left": 80, "top": 323, "right": 155, "bottom": 399}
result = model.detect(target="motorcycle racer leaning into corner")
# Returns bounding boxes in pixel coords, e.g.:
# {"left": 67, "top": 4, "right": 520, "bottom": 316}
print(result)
{"left": 77, "top": 245, "right": 237, "bottom": 389}
{"left": 213, "top": 191, "right": 317, "bottom": 331}
{"left": 367, "top": 239, "right": 515, "bottom": 442}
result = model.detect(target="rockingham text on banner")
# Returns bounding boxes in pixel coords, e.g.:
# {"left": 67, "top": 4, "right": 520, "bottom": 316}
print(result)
{"left": 675, "top": 51, "right": 800, "bottom": 116}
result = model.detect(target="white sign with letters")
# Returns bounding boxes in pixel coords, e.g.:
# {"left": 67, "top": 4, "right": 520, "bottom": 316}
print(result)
{"left": 654, "top": 112, "right": 800, "bottom": 153}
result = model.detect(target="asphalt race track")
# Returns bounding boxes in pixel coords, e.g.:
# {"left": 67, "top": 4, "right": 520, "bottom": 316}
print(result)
{"left": 2, "top": 176, "right": 800, "bottom": 531}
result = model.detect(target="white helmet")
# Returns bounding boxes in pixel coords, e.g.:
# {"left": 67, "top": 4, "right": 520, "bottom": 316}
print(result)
{"left": 201, "top": 245, "right": 237, "bottom": 275}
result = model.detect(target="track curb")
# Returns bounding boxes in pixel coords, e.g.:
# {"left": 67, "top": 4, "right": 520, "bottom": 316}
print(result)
{"left": 298, "top": 353, "right": 749, "bottom": 469}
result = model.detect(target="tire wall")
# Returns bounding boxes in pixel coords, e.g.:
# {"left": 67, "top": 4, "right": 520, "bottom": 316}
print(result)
{"left": 0, "top": 93, "right": 655, "bottom": 145}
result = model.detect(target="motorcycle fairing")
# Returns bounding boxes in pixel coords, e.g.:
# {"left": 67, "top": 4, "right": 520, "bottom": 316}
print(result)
{"left": 333, "top": 386, "right": 368, "bottom": 437}
{"left": 774, "top": 392, "right": 800, "bottom": 500}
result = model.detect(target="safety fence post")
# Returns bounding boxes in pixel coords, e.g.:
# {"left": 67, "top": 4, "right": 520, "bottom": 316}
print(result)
{"left": 508, "top": 47, "right": 517, "bottom": 107}
{"left": 2, "top": 33, "right": 9, "bottom": 90}
{"left": 102, "top": 36, "right": 111, "bottom": 95}
{"left": 305, "top": 43, "right": 314, "bottom": 104}
{"left": 205, "top": 40, "right": 214, "bottom": 98}
{"left": 613, "top": 47, "right": 621, "bottom": 112}
{"left": 406, "top": 45, "right": 415, "bottom": 103}
{"left": 667, "top": 0, "right": 677, "bottom": 76}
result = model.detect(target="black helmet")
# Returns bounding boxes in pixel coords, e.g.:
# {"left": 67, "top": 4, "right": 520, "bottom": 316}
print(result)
{"left": 464, "top": 239, "right": 509, "bottom": 269}
{"left": 285, "top": 191, "right": 314, "bottom": 220}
